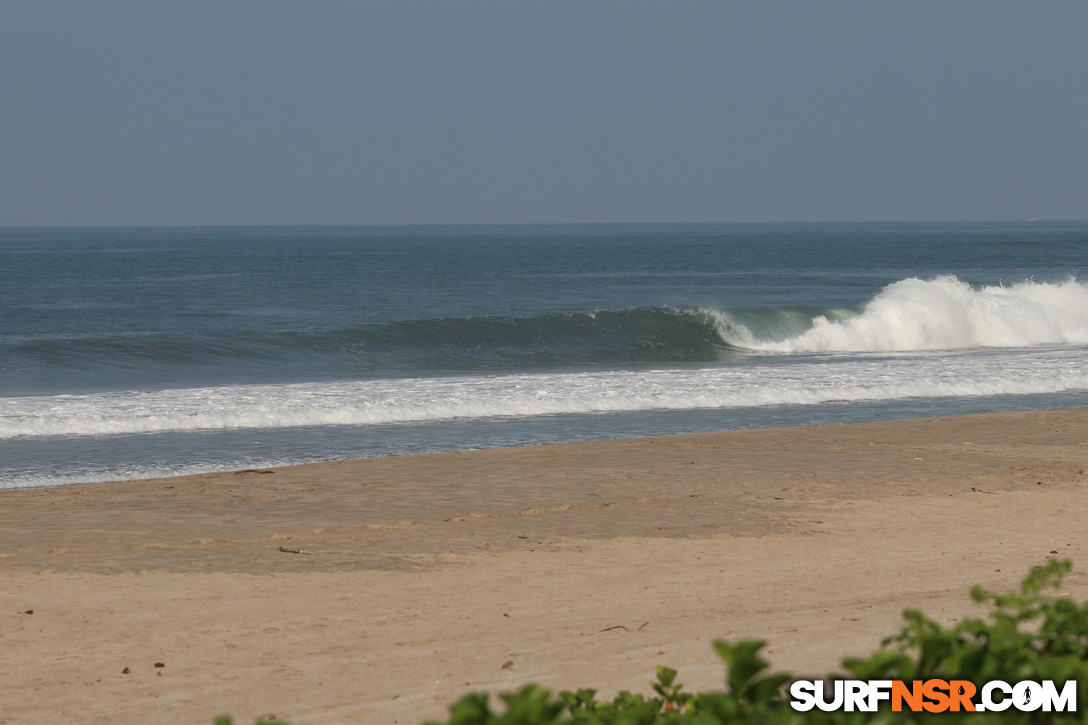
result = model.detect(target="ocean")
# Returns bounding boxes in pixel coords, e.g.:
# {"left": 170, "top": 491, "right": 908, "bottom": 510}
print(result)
{"left": 2, "top": 222, "right": 1087, "bottom": 491}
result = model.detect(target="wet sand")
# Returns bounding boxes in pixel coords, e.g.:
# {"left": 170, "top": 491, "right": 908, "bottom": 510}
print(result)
{"left": 2, "top": 408, "right": 1087, "bottom": 724}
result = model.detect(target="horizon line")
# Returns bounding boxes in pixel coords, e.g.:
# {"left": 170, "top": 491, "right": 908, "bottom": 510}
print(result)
{"left": 1, "top": 218, "right": 1084, "bottom": 230}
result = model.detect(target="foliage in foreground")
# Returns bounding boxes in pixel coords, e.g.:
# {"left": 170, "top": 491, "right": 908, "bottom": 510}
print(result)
{"left": 221, "top": 559, "right": 1088, "bottom": 724}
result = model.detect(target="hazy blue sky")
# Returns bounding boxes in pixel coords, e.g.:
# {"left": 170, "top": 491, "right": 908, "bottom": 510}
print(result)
{"left": 2, "top": 2, "right": 1086, "bottom": 225}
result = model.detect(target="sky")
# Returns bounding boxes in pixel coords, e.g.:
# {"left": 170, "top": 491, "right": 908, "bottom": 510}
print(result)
{"left": 1, "top": 2, "right": 1086, "bottom": 226}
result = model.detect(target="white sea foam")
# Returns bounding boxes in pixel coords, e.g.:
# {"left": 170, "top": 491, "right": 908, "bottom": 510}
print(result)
{"left": 2, "top": 346, "right": 1086, "bottom": 439}
{"left": 714, "top": 277, "right": 1088, "bottom": 352}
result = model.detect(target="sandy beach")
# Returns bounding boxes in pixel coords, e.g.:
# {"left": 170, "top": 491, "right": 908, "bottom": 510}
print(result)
{"left": 2, "top": 408, "right": 1088, "bottom": 724}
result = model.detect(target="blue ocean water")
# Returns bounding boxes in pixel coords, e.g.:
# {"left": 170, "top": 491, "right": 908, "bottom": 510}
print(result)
{"left": 2, "top": 222, "right": 1087, "bottom": 490}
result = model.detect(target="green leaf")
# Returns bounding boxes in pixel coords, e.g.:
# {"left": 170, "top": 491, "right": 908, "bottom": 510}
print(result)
{"left": 713, "top": 639, "right": 769, "bottom": 698}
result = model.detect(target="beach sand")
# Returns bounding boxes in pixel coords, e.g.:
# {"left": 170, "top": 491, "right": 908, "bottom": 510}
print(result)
{"left": 2, "top": 408, "right": 1087, "bottom": 724}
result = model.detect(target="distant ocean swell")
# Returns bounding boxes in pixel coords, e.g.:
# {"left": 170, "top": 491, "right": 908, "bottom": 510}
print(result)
{"left": 4, "top": 347, "right": 1086, "bottom": 439}
{"left": 3, "top": 277, "right": 1086, "bottom": 378}
{"left": 0, "top": 306, "right": 826, "bottom": 373}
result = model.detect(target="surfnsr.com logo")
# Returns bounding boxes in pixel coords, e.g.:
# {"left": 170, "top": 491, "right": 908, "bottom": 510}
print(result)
{"left": 789, "top": 679, "right": 1076, "bottom": 713}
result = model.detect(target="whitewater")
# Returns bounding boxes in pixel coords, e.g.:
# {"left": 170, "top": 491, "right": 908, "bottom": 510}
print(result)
{"left": 2, "top": 346, "right": 1087, "bottom": 439}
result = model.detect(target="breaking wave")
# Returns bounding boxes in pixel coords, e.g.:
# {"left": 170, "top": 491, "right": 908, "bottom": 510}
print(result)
{"left": 4, "top": 279, "right": 1084, "bottom": 387}
{"left": 720, "top": 277, "right": 1088, "bottom": 353}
